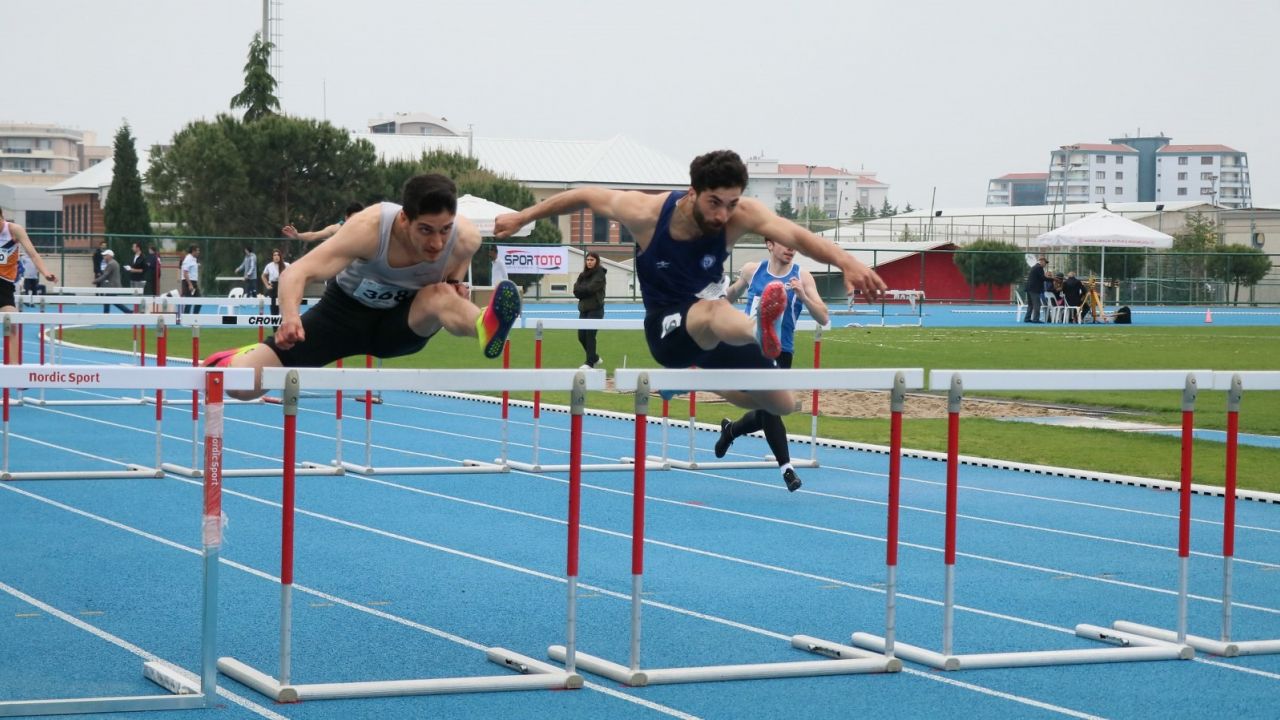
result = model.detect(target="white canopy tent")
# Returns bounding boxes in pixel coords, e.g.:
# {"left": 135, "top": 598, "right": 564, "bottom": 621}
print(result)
{"left": 1035, "top": 209, "right": 1173, "bottom": 304}
{"left": 458, "top": 194, "right": 532, "bottom": 238}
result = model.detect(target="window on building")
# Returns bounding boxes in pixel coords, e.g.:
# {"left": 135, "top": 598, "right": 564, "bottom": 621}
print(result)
{"left": 1201, "top": 172, "right": 1215, "bottom": 180}
{"left": 1201, "top": 156, "right": 1213, "bottom": 165}
{"left": 1201, "top": 188, "right": 1214, "bottom": 195}
{"left": 592, "top": 214, "right": 611, "bottom": 243}
{"left": 1095, "top": 155, "right": 1106, "bottom": 163}
{"left": 1095, "top": 186, "right": 1105, "bottom": 194}
{"left": 618, "top": 223, "right": 634, "bottom": 245}
{"left": 1096, "top": 171, "right": 1106, "bottom": 179}
{"left": 1178, "top": 157, "right": 1189, "bottom": 165}
{"left": 1178, "top": 172, "right": 1188, "bottom": 181}
{"left": 1177, "top": 187, "right": 1188, "bottom": 196}
{"left": 1115, "top": 187, "right": 1123, "bottom": 195}
{"left": 1115, "top": 156, "right": 1124, "bottom": 164}
{"left": 1115, "top": 171, "right": 1124, "bottom": 180}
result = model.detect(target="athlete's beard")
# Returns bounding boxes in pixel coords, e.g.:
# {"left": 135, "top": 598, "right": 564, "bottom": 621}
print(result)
{"left": 690, "top": 201, "right": 723, "bottom": 235}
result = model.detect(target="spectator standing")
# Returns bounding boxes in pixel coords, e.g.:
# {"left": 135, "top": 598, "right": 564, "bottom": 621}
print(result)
{"left": 180, "top": 244, "right": 201, "bottom": 315}
{"left": 124, "top": 242, "right": 147, "bottom": 288}
{"left": 234, "top": 246, "right": 259, "bottom": 296}
{"left": 260, "top": 248, "right": 288, "bottom": 315}
{"left": 1023, "top": 256, "right": 1047, "bottom": 323}
{"left": 143, "top": 243, "right": 160, "bottom": 297}
{"left": 93, "top": 249, "right": 133, "bottom": 313}
{"left": 573, "top": 251, "right": 607, "bottom": 369}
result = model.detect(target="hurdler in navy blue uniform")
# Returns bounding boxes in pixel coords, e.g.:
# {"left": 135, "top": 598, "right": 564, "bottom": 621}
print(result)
{"left": 495, "top": 150, "right": 886, "bottom": 492}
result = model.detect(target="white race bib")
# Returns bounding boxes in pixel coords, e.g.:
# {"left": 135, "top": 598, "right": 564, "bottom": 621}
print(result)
{"left": 351, "top": 278, "right": 415, "bottom": 309}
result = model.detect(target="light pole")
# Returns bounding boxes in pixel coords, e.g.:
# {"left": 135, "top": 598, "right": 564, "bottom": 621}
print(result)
{"left": 804, "top": 164, "right": 816, "bottom": 230}
{"left": 1054, "top": 144, "right": 1079, "bottom": 228}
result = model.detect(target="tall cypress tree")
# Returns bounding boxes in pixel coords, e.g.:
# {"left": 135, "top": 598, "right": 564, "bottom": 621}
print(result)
{"left": 103, "top": 121, "right": 151, "bottom": 239}
{"left": 230, "top": 32, "right": 280, "bottom": 122}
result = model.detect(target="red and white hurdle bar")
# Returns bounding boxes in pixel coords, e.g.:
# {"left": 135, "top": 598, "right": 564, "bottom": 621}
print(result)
{"left": 160, "top": 318, "right": 342, "bottom": 479}
{"left": 0, "top": 366, "right": 250, "bottom": 716}
{"left": 850, "top": 369, "right": 1221, "bottom": 670}
{"left": 4, "top": 312, "right": 175, "bottom": 407}
{"left": 545, "top": 367, "right": 922, "bottom": 686}
{"left": 1111, "top": 370, "right": 1280, "bottom": 657}
{"left": 215, "top": 367, "right": 603, "bottom": 702}
{"left": 505, "top": 317, "right": 832, "bottom": 471}
{"left": 2, "top": 313, "right": 174, "bottom": 480}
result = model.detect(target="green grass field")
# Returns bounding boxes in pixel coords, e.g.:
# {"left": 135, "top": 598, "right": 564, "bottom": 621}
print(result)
{"left": 62, "top": 324, "right": 1280, "bottom": 493}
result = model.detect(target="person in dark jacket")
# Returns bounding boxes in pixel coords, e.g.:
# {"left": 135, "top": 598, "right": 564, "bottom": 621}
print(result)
{"left": 1023, "top": 256, "right": 1047, "bottom": 323}
{"left": 573, "top": 251, "right": 606, "bottom": 368}
{"left": 1061, "top": 270, "right": 1086, "bottom": 323}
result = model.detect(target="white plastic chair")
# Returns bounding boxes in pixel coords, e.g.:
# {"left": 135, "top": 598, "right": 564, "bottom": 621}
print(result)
{"left": 219, "top": 286, "right": 245, "bottom": 315}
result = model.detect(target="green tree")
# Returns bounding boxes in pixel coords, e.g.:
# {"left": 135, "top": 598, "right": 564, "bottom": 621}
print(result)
{"left": 229, "top": 32, "right": 280, "bottom": 123}
{"left": 879, "top": 198, "right": 897, "bottom": 218}
{"left": 852, "top": 203, "right": 869, "bottom": 221}
{"left": 1073, "top": 246, "right": 1146, "bottom": 281}
{"left": 775, "top": 198, "right": 797, "bottom": 220}
{"left": 901, "top": 202, "right": 915, "bottom": 214}
{"left": 1172, "top": 211, "right": 1220, "bottom": 303}
{"left": 1208, "top": 244, "right": 1272, "bottom": 305}
{"left": 952, "top": 239, "right": 1027, "bottom": 300}
{"left": 102, "top": 121, "right": 151, "bottom": 248}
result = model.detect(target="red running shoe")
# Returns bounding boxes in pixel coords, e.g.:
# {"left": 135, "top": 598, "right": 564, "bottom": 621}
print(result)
{"left": 755, "top": 280, "right": 785, "bottom": 360}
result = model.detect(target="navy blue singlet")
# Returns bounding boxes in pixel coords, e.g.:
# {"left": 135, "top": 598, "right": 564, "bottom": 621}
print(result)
{"left": 635, "top": 192, "right": 729, "bottom": 312}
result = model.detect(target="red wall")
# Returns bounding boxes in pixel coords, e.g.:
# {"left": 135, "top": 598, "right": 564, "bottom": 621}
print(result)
{"left": 874, "top": 244, "right": 1011, "bottom": 303}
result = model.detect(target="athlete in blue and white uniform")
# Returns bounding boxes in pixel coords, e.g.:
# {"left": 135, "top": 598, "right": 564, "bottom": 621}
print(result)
{"left": 494, "top": 150, "right": 883, "bottom": 491}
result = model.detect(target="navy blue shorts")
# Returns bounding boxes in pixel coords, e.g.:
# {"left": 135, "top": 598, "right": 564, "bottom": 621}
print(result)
{"left": 643, "top": 302, "right": 776, "bottom": 371}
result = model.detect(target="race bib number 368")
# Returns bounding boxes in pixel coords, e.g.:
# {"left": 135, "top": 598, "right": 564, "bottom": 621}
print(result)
{"left": 353, "top": 278, "right": 413, "bottom": 309}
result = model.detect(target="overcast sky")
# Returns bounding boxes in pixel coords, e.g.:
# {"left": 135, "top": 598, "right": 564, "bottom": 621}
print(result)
{"left": 10, "top": 0, "right": 1277, "bottom": 208}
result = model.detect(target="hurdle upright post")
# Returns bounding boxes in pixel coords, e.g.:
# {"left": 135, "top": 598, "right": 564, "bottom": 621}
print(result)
{"left": 198, "top": 369, "right": 225, "bottom": 702}
{"left": 280, "top": 371, "right": 300, "bottom": 686}
{"left": 809, "top": 326, "right": 822, "bottom": 463}
{"left": 629, "top": 374, "right": 650, "bottom": 673}
{"left": 2, "top": 318, "right": 10, "bottom": 476}
{"left": 1222, "top": 374, "right": 1241, "bottom": 643}
{"left": 563, "top": 371, "right": 587, "bottom": 675}
{"left": 884, "top": 372, "right": 906, "bottom": 659}
{"left": 190, "top": 326, "right": 201, "bottom": 470}
{"left": 363, "top": 355, "right": 373, "bottom": 470}
{"left": 154, "top": 317, "right": 167, "bottom": 468}
{"left": 334, "top": 358, "right": 344, "bottom": 466}
{"left": 942, "top": 375, "right": 962, "bottom": 657}
{"left": 532, "top": 322, "right": 543, "bottom": 468}
{"left": 500, "top": 340, "right": 510, "bottom": 464}
{"left": 1176, "top": 373, "right": 1197, "bottom": 644}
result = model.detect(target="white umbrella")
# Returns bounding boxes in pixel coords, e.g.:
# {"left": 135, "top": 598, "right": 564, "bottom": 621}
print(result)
{"left": 457, "top": 194, "right": 532, "bottom": 237}
{"left": 1035, "top": 209, "right": 1173, "bottom": 304}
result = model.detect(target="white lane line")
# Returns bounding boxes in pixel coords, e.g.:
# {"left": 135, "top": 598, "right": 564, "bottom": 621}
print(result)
{"left": 0, "top": 484, "right": 700, "bottom": 720}
{"left": 0, "top": 580, "right": 288, "bottom": 720}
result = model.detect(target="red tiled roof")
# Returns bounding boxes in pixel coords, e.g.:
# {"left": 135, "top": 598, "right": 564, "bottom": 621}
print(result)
{"left": 998, "top": 172, "right": 1050, "bottom": 180}
{"left": 1157, "top": 144, "right": 1240, "bottom": 154}
{"left": 1067, "top": 143, "right": 1138, "bottom": 153}
{"left": 776, "top": 163, "right": 855, "bottom": 176}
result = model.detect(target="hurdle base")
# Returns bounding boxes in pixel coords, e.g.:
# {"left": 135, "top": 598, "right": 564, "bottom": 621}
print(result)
{"left": 1111, "top": 620, "right": 1280, "bottom": 657}
{"left": 1, "top": 464, "right": 162, "bottom": 482}
{"left": 504, "top": 458, "right": 667, "bottom": 473}
{"left": 851, "top": 626, "right": 1192, "bottom": 671}
{"left": 0, "top": 660, "right": 210, "bottom": 717}
{"left": 766, "top": 456, "right": 820, "bottom": 469}
{"left": 646, "top": 455, "right": 793, "bottom": 471}
{"left": 547, "top": 641, "right": 896, "bottom": 687}
{"left": 161, "top": 462, "right": 343, "bottom": 479}
{"left": 21, "top": 397, "right": 146, "bottom": 407}
{"left": 337, "top": 459, "right": 507, "bottom": 476}
{"left": 620, "top": 456, "right": 669, "bottom": 470}
{"left": 219, "top": 650, "right": 578, "bottom": 702}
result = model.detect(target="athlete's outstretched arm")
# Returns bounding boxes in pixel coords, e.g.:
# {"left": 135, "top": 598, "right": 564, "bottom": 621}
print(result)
{"left": 736, "top": 198, "right": 885, "bottom": 300}
{"left": 11, "top": 224, "right": 56, "bottom": 282}
{"left": 494, "top": 188, "right": 657, "bottom": 240}
{"left": 273, "top": 209, "right": 380, "bottom": 347}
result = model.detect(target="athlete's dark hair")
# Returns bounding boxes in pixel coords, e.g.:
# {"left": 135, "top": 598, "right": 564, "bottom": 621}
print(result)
{"left": 401, "top": 174, "right": 457, "bottom": 219}
{"left": 344, "top": 201, "right": 364, "bottom": 218}
{"left": 689, "top": 150, "right": 748, "bottom": 193}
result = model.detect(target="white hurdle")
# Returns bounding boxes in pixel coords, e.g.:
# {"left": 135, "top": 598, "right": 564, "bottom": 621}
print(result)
{"left": 215, "top": 367, "right": 601, "bottom": 702}
{"left": 1112, "top": 370, "right": 1280, "bottom": 657}
{"left": 850, "top": 369, "right": 1203, "bottom": 670}
{"left": 0, "top": 367, "right": 250, "bottom": 717}
{"left": 4, "top": 312, "right": 176, "bottom": 408}
{"left": 547, "top": 367, "right": 921, "bottom": 686}
{"left": 646, "top": 321, "right": 830, "bottom": 471}
{"left": 503, "top": 321, "right": 665, "bottom": 473}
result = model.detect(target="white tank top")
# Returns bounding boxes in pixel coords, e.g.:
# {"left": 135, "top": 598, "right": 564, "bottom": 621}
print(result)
{"left": 333, "top": 202, "right": 457, "bottom": 308}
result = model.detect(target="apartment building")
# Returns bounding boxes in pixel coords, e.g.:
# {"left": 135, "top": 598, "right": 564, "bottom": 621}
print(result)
{"left": 985, "top": 172, "right": 1049, "bottom": 206}
{"left": 1155, "top": 144, "right": 1252, "bottom": 208}
{"left": 744, "top": 157, "right": 889, "bottom": 218}
{"left": 0, "top": 123, "right": 108, "bottom": 181}
{"left": 1045, "top": 144, "right": 1140, "bottom": 206}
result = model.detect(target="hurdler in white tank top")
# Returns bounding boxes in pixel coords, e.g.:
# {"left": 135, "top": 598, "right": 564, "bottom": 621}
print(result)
{"left": 333, "top": 202, "right": 457, "bottom": 309}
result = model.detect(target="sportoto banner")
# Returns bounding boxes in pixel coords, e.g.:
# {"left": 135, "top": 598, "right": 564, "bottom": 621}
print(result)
{"left": 498, "top": 245, "right": 569, "bottom": 275}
